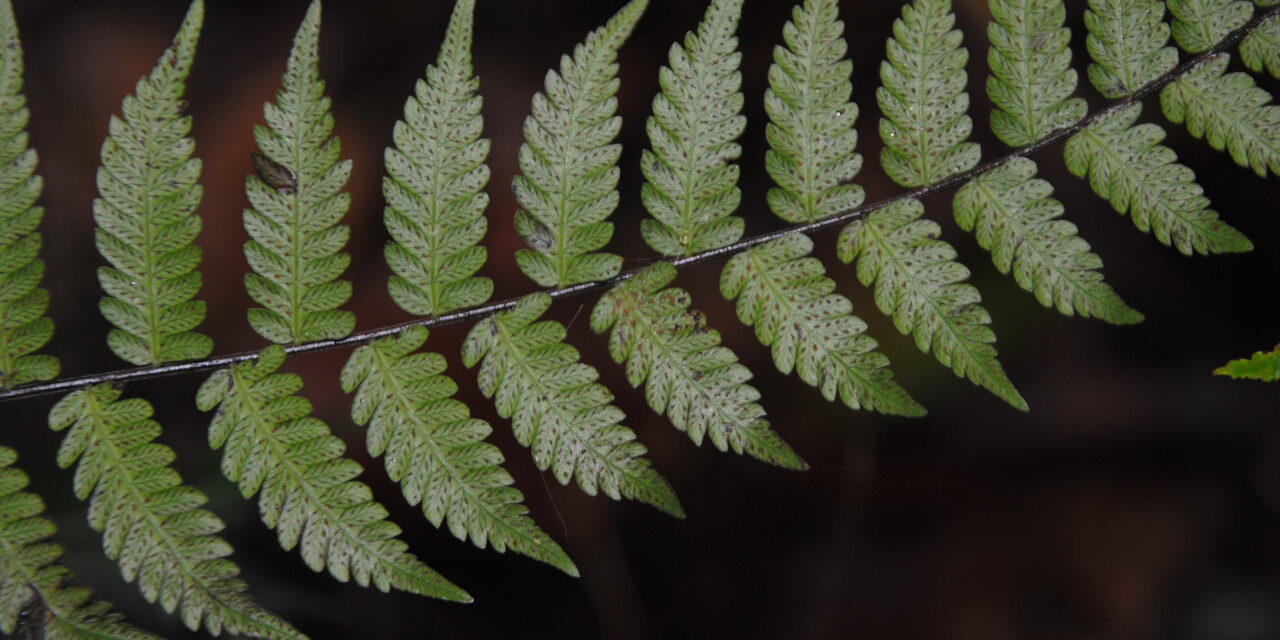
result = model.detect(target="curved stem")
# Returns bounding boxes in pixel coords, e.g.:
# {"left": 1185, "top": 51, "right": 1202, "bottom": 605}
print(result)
{"left": 2, "top": 7, "right": 1274, "bottom": 404}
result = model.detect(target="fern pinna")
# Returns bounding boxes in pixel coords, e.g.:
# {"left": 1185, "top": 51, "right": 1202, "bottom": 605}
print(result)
{"left": 0, "top": 0, "right": 1276, "bottom": 637}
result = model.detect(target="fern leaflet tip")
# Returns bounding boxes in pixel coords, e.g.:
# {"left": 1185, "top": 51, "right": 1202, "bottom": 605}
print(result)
{"left": 511, "top": 0, "right": 648, "bottom": 287}
{"left": 341, "top": 327, "right": 578, "bottom": 576}
{"left": 954, "top": 157, "right": 1144, "bottom": 325}
{"left": 198, "top": 346, "right": 471, "bottom": 601}
{"left": 464, "top": 293, "right": 684, "bottom": 518}
{"left": 640, "top": 0, "right": 746, "bottom": 256}
{"left": 877, "top": 0, "right": 980, "bottom": 187}
{"left": 1064, "top": 103, "right": 1254, "bottom": 255}
{"left": 48, "top": 384, "right": 306, "bottom": 639}
{"left": 93, "top": 0, "right": 211, "bottom": 366}
{"left": 764, "top": 0, "right": 865, "bottom": 224}
{"left": 244, "top": 0, "right": 355, "bottom": 344}
{"left": 384, "top": 0, "right": 493, "bottom": 317}
{"left": 838, "top": 200, "right": 1027, "bottom": 411}
{"left": 721, "top": 233, "right": 925, "bottom": 418}
{"left": 592, "top": 262, "right": 807, "bottom": 470}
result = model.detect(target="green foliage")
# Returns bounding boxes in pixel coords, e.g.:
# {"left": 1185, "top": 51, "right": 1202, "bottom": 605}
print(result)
{"left": 0, "top": 1, "right": 1276, "bottom": 635}
{"left": 48, "top": 384, "right": 301, "bottom": 639}
{"left": 0, "top": 446, "right": 162, "bottom": 640}
{"left": 640, "top": 0, "right": 745, "bottom": 256}
{"left": 986, "top": 0, "right": 1087, "bottom": 147}
{"left": 591, "top": 262, "right": 805, "bottom": 469}
{"left": 383, "top": 0, "right": 492, "bottom": 317}
{"left": 878, "top": 0, "right": 979, "bottom": 187}
{"left": 1161, "top": 54, "right": 1280, "bottom": 178}
{"left": 1167, "top": 0, "right": 1253, "bottom": 53}
{"left": 954, "top": 157, "right": 1143, "bottom": 324}
{"left": 0, "top": 0, "right": 55, "bottom": 389}
{"left": 1083, "top": 0, "right": 1178, "bottom": 99}
{"left": 94, "top": 0, "right": 211, "bottom": 366}
{"left": 1240, "top": 13, "right": 1280, "bottom": 78}
{"left": 1064, "top": 103, "right": 1252, "bottom": 255}
{"left": 462, "top": 293, "right": 683, "bottom": 518}
{"left": 341, "top": 327, "right": 577, "bottom": 576}
{"left": 763, "top": 0, "right": 864, "bottom": 223}
{"left": 1214, "top": 344, "right": 1280, "bottom": 381}
{"left": 244, "top": 0, "right": 354, "bottom": 343}
{"left": 196, "top": 345, "right": 469, "bottom": 602}
{"left": 512, "top": 0, "right": 647, "bottom": 287}
{"left": 838, "top": 199, "right": 1027, "bottom": 411}
{"left": 721, "top": 232, "right": 923, "bottom": 417}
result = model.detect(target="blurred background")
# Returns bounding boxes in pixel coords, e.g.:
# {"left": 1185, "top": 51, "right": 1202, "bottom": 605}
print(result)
{"left": 2, "top": 0, "right": 1278, "bottom": 638}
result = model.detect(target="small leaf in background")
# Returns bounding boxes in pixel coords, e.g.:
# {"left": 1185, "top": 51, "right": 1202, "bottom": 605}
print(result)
{"left": 1214, "top": 344, "right": 1280, "bottom": 381}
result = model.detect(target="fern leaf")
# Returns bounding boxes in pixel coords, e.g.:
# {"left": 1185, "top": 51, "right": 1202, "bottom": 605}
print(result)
{"left": 244, "top": 0, "right": 354, "bottom": 343}
{"left": 512, "top": 0, "right": 647, "bottom": 287}
{"left": 720, "top": 233, "right": 923, "bottom": 417}
{"left": 93, "top": 0, "right": 211, "bottom": 366}
{"left": 953, "top": 157, "right": 1143, "bottom": 324}
{"left": 462, "top": 293, "right": 683, "bottom": 518}
{"left": 877, "top": 0, "right": 980, "bottom": 187}
{"left": 0, "top": 0, "right": 56, "bottom": 389}
{"left": 591, "top": 262, "right": 806, "bottom": 469}
{"left": 1161, "top": 54, "right": 1280, "bottom": 178}
{"left": 1214, "top": 344, "right": 1280, "bottom": 381}
{"left": 1240, "top": 13, "right": 1280, "bottom": 78}
{"left": 383, "top": 0, "right": 493, "bottom": 316}
{"left": 837, "top": 199, "right": 1027, "bottom": 411}
{"left": 1083, "top": 0, "right": 1178, "bottom": 98}
{"left": 340, "top": 327, "right": 577, "bottom": 576}
{"left": 195, "top": 346, "right": 469, "bottom": 602}
{"left": 763, "top": 0, "right": 864, "bottom": 223}
{"left": 1167, "top": 0, "right": 1253, "bottom": 53}
{"left": 1063, "top": 103, "right": 1252, "bottom": 254}
{"left": 986, "top": 0, "right": 1087, "bottom": 147}
{"left": 0, "top": 446, "right": 164, "bottom": 640}
{"left": 639, "top": 0, "right": 745, "bottom": 256}
{"left": 48, "top": 384, "right": 303, "bottom": 639}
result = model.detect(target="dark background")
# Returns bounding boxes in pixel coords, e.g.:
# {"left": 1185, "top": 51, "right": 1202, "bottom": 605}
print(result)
{"left": 2, "top": 0, "right": 1278, "bottom": 638}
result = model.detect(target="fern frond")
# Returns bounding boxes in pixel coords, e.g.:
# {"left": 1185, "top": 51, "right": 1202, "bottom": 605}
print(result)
{"left": 1167, "top": 0, "right": 1253, "bottom": 53}
{"left": 986, "top": 0, "right": 1087, "bottom": 147}
{"left": 877, "top": 0, "right": 980, "bottom": 187}
{"left": 1214, "top": 344, "right": 1280, "bottom": 381}
{"left": 244, "top": 0, "right": 354, "bottom": 343}
{"left": 721, "top": 233, "right": 923, "bottom": 417}
{"left": 383, "top": 0, "right": 492, "bottom": 317}
{"left": 512, "top": 0, "right": 647, "bottom": 287}
{"left": 639, "top": 0, "right": 745, "bottom": 256}
{"left": 1239, "top": 12, "right": 1280, "bottom": 78}
{"left": 1161, "top": 54, "right": 1280, "bottom": 178}
{"left": 763, "top": 0, "right": 863, "bottom": 223}
{"left": 953, "top": 157, "right": 1143, "bottom": 324}
{"left": 93, "top": 0, "right": 211, "bottom": 366}
{"left": 340, "top": 327, "right": 577, "bottom": 576}
{"left": 48, "top": 384, "right": 303, "bottom": 639}
{"left": 1083, "top": 0, "right": 1178, "bottom": 98}
{"left": 462, "top": 293, "right": 683, "bottom": 518}
{"left": 1064, "top": 104, "right": 1252, "bottom": 254}
{"left": 195, "top": 346, "right": 470, "bottom": 602}
{"left": 837, "top": 199, "right": 1026, "bottom": 411}
{"left": 591, "top": 262, "right": 806, "bottom": 469}
{"left": 0, "top": 0, "right": 56, "bottom": 389}
{"left": 0, "top": 446, "right": 163, "bottom": 640}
